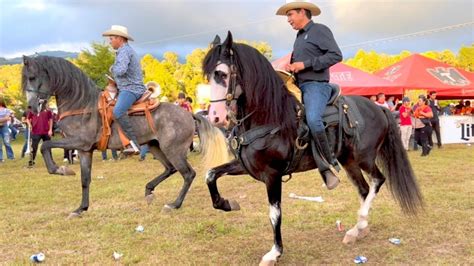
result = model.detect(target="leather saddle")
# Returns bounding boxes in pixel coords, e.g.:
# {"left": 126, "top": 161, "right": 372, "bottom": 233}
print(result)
{"left": 96, "top": 90, "right": 161, "bottom": 151}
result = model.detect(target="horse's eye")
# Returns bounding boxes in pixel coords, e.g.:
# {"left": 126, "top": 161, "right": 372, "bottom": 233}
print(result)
{"left": 29, "top": 77, "right": 36, "bottom": 81}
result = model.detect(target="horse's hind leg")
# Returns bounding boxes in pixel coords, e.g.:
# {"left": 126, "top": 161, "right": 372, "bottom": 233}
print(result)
{"left": 144, "top": 146, "right": 177, "bottom": 205}
{"left": 342, "top": 157, "right": 386, "bottom": 244}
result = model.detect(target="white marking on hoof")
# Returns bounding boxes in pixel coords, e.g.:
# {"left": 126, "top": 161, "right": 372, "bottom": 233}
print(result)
{"left": 62, "top": 166, "right": 76, "bottom": 175}
{"left": 145, "top": 194, "right": 155, "bottom": 205}
{"left": 260, "top": 245, "right": 280, "bottom": 266}
{"left": 161, "top": 205, "right": 173, "bottom": 214}
{"left": 228, "top": 199, "right": 241, "bottom": 211}
{"left": 342, "top": 233, "right": 357, "bottom": 244}
{"left": 67, "top": 212, "right": 81, "bottom": 219}
{"left": 357, "top": 226, "right": 370, "bottom": 240}
{"left": 343, "top": 228, "right": 358, "bottom": 244}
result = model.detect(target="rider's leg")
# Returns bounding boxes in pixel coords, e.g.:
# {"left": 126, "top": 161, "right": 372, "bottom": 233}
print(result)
{"left": 113, "top": 90, "right": 141, "bottom": 155}
{"left": 301, "top": 81, "right": 340, "bottom": 190}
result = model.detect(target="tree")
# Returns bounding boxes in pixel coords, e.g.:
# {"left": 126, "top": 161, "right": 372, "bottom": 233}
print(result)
{"left": 457, "top": 44, "right": 474, "bottom": 72}
{"left": 74, "top": 42, "right": 115, "bottom": 89}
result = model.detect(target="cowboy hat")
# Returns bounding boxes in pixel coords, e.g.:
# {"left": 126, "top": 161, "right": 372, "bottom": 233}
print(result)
{"left": 102, "top": 25, "right": 134, "bottom": 41}
{"left": 276, "top": 0, "right": 321, "bottom": 16}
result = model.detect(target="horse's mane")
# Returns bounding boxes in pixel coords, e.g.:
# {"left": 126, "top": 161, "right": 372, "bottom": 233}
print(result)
{"left": 22, "top": 56, "right": 100, "bottom": 114}
{"left": 203, "top": 43, "right": 298, "bottom": 140}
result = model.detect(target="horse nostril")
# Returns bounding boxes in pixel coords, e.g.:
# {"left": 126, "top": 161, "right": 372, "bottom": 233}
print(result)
{"left": 214, "top": 117, "right": 219, "bottom": 123}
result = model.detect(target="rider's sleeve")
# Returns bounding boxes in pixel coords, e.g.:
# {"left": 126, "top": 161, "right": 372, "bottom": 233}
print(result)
{"left": 303, "top": 24, "right": 343, "bottom": 71}
{"left": 112, "top": 48, "right": 131, "bottom": 77}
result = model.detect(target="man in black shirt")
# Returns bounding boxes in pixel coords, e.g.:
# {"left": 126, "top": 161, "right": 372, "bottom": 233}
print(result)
{"left": 428, "top": 91, "right": 442, "bottom": 148}
{"left": 277, "top": 0, "right": 343, "bottom": 189}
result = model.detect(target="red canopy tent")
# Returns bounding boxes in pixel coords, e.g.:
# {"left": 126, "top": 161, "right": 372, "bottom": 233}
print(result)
{"left": 375, "top": 54, "right": 474, "bottom": 99}
{"left": 271, "top": 53, "right": 402, "bottom": 96}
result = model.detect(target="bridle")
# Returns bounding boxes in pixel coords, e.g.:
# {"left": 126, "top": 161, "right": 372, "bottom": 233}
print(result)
{"left": 25, "top": 86, "right": 52, "bottom": 113}
{"left": 210, "top": 48, "right": 254, "bottom": 126}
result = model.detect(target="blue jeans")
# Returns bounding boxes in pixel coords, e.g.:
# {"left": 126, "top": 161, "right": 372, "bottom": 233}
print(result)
{"left": 140, "top": 144, "right": 149, "bottom": 159}
{"left": 113, "top": 90, "right": 141, "bottom": 118}
{"left": 102, "top": 149, "right": 118, "bottom": 160}
{"left": 21, "top": 127, "right": 30, "bottom": 157}
{"left": 0, "top": 124, "right": 15, "bottom": 160}
{"left": 300, "top": 81, "right": 331, "bottom": 133}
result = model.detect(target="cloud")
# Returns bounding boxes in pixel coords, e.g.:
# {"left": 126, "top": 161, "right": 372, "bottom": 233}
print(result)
{"left": 14, "top": 0, "right": 47, "bottom": 11}
{"left": 0, "top": 0, "right": 472, "bottom": 60}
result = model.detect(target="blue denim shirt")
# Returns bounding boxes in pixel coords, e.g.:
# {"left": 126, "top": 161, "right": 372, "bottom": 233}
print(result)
{"left": 111, "top": 43, "right": 146, "bottom": 96}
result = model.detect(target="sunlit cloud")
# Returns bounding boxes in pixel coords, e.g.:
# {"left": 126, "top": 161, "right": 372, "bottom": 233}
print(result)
{"left": 15, "top": 0, "right": 47, "bottom": 11}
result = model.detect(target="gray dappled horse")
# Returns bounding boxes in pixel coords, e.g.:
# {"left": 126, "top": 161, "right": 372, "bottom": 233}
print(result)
{"left": 200, "top": 32, "right": 423, "bottom": 265}
{"left": 21, "top": 55, "right": 229, "bottom": 217}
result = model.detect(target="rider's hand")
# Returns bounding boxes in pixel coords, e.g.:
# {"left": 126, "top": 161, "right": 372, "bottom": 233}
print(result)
{"left": 288, "top": 62, "right": 305, "bottom": 73}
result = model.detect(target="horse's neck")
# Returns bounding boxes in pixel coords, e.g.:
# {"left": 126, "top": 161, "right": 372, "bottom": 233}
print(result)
{"left": 56, "top": 89, "right": 100, "bottom": 114}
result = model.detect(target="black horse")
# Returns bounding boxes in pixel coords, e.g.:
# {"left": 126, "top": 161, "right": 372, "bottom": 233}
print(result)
{"left": 200, "top": 32, "right": 423, "bottom": 265}
{"left": 21, "top": 55, "right": 229, "bottom": 217}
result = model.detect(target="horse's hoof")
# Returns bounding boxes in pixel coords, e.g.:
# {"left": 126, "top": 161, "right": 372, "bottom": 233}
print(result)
{"left": 145, "top": 194, "right": 155, "bottom": 205}
{"left": 357, "top": 226, "right": 370, "bottom": 240}
{"left": 228, "top": 199, "right": 241, "bottom": 211}
{"left": 57, "top": 166, "right": 76, "bottom": 175}
{"left": 67, "top": 212, "right": 81, "bottom": 219}
{"left": 62, "top": 166, "right": 76, "bottom": 175}
{"left": 342, "top": 233, "right": 357, "bottom": 245}
{"left": 161, "top": 205, "right": 173, "bottom": 214}
{"left": 259, "top": 259, "right": 277, "bottom": 266}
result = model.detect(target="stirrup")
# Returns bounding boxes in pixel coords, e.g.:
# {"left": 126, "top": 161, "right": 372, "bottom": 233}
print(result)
{"left": 123, "top": 141, "right": 140, "bottom": 155}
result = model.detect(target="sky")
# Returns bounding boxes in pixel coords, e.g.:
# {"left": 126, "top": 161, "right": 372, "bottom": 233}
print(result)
{"left": 0, "top": 0, "right": 473, "bottom": 61}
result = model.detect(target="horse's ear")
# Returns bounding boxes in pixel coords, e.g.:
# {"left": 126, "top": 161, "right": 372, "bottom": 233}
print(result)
{"left": 23, "top": 55, "right": 29, "bottom": 66}
{"left": 211, "top": 35, "right": 221, "bottom": 48}
{"left": 222, "top": 31, "right": 233, "bottom": 51}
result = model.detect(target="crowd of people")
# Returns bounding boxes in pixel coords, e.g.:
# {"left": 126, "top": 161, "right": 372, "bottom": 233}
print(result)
{"left": 370, "top": 91, "right": 473, "bottom": 157}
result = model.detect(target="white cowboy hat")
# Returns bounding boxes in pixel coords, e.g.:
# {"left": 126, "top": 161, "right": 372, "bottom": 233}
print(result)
{"left": 102, "top": 25, "right": 134, "bottom": 41}
{"left": 276, "top": 0, "right": 321, "bottom": 16}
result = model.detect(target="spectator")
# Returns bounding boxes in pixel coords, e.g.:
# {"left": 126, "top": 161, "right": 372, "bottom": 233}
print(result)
{"left": 413, "top": 95, "right": 433, "bottom": 157}
{"left": 8, "top": 112, "right": 18, "bottom": 140}
{"left": 27, "top": 103, "right": 53, "bottom": 167}
{"left": 374, "top": 93, "right": 390, "bottom": 109}
{"left": 195, "top": 100, "right": 209, "bottom": 118}
{"left": 139, "top": 144, "right": 149, "bottom": 161}
{"left": 176, "top": 92, "right": 192, "bottom": 112}
{"left": 427, "top": 91, "right": 442, "bottom": 148}
{"left": 185, "top": 96, "right": 194, "bottom": 113}
{"left": 102, "top": 149, "right": 118, "bottom": 161}
{"left": 0, "top": 99, "right": 15, "bottom": 161}
{"left": 369, "top": 95, "right": 376, "bottom": 102}
{"left": 462, "top": 100, "right": 472, "bottom": 115}
{"left": 399, "top": 97, "right": 412, "bottom": 151}
{"left": 21, "top": 106, "right": 32, "bottom": 158}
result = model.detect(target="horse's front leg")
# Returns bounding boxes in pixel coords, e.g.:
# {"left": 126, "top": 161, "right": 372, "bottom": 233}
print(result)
{"left": 69, "top": 150, "right": 93, "bottom": 218}
{"left": 260, "top": 175, "right": 283, "bottom": 266}
{"left": 40, "top": 138, "right": 85, "bottom": 175}
{"left": 205, "top": 159, "right": 246, "bottom": 211}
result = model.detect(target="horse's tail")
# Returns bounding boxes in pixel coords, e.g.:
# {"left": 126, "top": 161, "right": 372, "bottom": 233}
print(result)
{"left": 378, "top": 108, "right": 423, "bottom": 215}
{"left": 193, "top": 114, "right": 233, "bottom": 169}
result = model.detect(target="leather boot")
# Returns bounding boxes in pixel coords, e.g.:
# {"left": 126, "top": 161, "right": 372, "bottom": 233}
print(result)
{"left": 116, "top": 115, "right": 141, "bottom": 155}
{"left": 311, "top": 131, "right": 340, "bottom": 190}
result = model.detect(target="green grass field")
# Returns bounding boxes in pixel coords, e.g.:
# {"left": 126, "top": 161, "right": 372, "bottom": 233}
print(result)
{"left": 0, "top": 136, "right": 472, "bottom": 264}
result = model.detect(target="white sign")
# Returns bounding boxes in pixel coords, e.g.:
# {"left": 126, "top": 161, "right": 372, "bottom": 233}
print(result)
{"left": 439, "top": 115, "right": 474, "bottom": 144}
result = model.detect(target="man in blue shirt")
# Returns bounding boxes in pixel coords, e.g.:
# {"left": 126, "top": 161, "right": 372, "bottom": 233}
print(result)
{"left": 103, "top": 25, "right": 146, "bottom": 155}
{"left": 277, "top": 1, "right": 343, "bottom": 189}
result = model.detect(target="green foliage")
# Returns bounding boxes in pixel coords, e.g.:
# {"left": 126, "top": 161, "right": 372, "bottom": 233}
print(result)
{"left": 73, "top": 42, "right": 115, "bottom": 89}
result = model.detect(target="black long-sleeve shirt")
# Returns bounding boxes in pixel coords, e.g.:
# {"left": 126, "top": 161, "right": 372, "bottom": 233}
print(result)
{"left": 291, "top": 20, "right": 343, "bottom": 84}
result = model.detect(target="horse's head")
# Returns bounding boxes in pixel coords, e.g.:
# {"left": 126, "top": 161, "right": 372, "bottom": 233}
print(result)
{"left": 204, "top": 31, "right": 243, "bottom": 129}
{"left": 22, "top": 56, "right": 52, "bottom": 114}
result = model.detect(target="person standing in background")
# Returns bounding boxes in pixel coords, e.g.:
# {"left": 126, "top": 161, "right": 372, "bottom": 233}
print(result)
{"left": 427, "top": 91, "right": 442, "bottom": 148}
{"left": 398, "top": 97, "right": 412, "bottom": 151}
{"left": 27, "top": 104, "right": 53, "bottom": 167}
